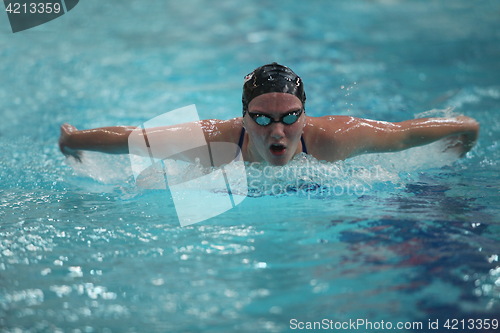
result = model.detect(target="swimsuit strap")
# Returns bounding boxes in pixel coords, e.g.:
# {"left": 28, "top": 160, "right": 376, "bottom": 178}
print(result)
{"left": 301, "top": 135, "right": 308, "bottom": 154}
{"left": 237, "top": 126, "right": 308, "bottom": 154}
{"left": 238, "top": 126, "right": 246, "bottom": 150}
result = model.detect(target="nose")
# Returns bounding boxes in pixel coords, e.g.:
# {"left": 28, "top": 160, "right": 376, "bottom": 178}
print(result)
{"left": 269, "top": 122, "right": 286, "bottom": 139}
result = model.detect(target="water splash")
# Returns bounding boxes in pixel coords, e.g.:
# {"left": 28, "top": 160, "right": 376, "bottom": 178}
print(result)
{"left": 66, "top": 137, "right": 461, "bottom": 199}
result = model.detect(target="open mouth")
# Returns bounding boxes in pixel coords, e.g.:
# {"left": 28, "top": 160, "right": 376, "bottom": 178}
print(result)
{"left": 270, "top": 143, "right": 286, "bottom": 155}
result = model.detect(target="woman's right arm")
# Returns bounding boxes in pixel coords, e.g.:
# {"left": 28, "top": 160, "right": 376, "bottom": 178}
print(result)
{"left": 59, "top": 118, "right": 242, "bottom": 164}
{"left": 59, "top": 123, "right": 135, "bottom": 161}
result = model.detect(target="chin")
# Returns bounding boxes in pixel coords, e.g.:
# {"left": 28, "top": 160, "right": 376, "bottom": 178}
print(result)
{"left": 267, "top": 155, "right": 291, "bottom": 166}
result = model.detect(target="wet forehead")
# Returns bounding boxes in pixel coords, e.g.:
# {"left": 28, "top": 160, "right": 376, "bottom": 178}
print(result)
{"left": 248, "top": 92, "right": 303, "bottom": 114}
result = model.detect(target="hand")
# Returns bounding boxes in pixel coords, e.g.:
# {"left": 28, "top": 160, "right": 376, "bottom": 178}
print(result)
{"left": 442, "top": 134, "right": 470, "bottom": 157}
{"left": 59, "top": 123, "right": 82, "bottom": 162}
{"left": 442, "top": 116, "right": 479, "bottom": 157}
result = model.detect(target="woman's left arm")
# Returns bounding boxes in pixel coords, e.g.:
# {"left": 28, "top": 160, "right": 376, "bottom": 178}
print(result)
{"left": 349, "top": 116, "right": 480, "bottom": 157}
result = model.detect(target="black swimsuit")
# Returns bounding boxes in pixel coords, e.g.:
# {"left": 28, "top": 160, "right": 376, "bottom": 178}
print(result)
{"left": 237, "top": 127, "right": 308, "bottom": 154}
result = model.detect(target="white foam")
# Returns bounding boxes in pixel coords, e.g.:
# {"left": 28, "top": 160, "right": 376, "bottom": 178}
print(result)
{"left": 67, "top": 138, "right": 460, "bottom": 198}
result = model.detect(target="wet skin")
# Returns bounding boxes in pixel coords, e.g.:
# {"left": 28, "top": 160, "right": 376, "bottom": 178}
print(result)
{"left": 242, "top": 92, "right": 306, "bottom": 166}
{"left": 59, "top": 93, "right": 479, "bottom": 166}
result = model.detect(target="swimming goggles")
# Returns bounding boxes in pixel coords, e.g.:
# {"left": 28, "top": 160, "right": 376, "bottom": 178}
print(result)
{"left": 248, "top": 109, "right": 303, "bottom": 126}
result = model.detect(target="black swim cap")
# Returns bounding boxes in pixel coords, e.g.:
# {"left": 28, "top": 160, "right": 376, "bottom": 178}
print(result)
{"left": 242, "top": 63, "right": 306, "bottom": 115}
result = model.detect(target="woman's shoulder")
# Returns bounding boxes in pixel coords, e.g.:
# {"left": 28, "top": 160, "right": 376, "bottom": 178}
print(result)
{"left": 199, "top": 117, "right": 243, "bottom": 144}
{"left": 304, "top": 115, "right": 359, "bottom": 138}
{"left": 306, "top": 114, "right": 359, "bottom": 126}
{"left": 303, "top": 115, "right": 363, "bottom": 162}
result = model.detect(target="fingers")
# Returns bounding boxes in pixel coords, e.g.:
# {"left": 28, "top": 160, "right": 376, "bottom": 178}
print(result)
{"left": 60, "top": 145, "right": 83, "bottom": 162}
{"left": 72, "top": 150, "right": 83, "bottom": 163}
{"left": 442, "top": 134, "right": 472, "bottom": 158}
{"left": 59, "top": 123, "right": 82, "bottom": 162}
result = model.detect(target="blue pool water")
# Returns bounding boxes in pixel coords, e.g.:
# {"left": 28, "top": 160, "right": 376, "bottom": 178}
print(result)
{"left": 1, "top": 0, "right": 499, "bottom": 332}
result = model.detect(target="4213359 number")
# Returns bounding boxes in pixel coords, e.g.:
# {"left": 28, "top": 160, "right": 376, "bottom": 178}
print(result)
{"left": 5, "top": 2, "right": 62, "bottom": 14}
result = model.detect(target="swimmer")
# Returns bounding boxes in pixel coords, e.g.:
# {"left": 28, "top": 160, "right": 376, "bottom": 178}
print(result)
{"left": 59, "top": 63, "right": 479, "bottom": 166}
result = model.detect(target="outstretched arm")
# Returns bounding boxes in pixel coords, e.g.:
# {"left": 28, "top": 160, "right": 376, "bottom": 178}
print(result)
{"left": 58, "top": 119, "right": 242, "bottom": 164}
{"left": 398, "top": 116, "right": 479, "bottom": 156}
{"left": 59, "top": 123, "right": 135, "bottom": 161}
{"left": 340, "top": 116, "right": 479, "bottom": 158}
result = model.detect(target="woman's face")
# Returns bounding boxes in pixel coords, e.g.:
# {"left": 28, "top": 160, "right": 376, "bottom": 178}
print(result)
{"left": 244, "top": 92, "right": 306, "bottom": 165}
